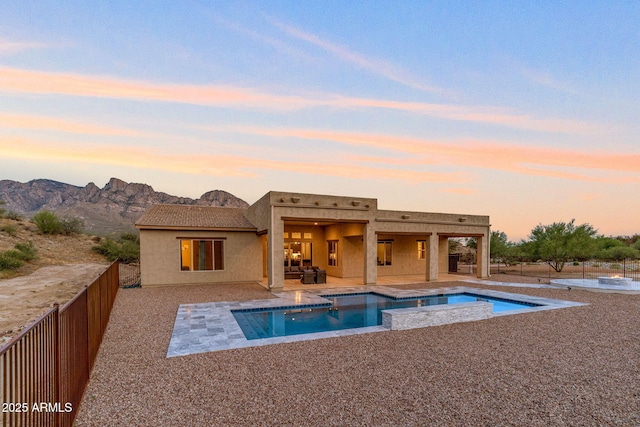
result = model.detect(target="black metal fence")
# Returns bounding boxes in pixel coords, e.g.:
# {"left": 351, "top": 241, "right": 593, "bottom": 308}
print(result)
{"left": 488, "top": 258, "right": 640, "bottom": 280}
{"left": 118, "top": 262, "right": 140, "bottom": 288}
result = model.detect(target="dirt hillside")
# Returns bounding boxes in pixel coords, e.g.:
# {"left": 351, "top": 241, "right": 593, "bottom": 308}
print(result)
{"left": 0, "top": 217, "right": 110, "bottom": 345}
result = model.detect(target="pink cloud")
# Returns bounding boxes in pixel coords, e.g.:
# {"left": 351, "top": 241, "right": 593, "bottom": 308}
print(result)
{"left": 0, "top": 137, "right": 453, "bottom": 183}
{"left": 0, "top": 113, "right": 151, "bottom": 137}
{"left": 0, "top": 66, "right": 602, "bottom": 134}
{"left": 203, "top": 125, "right": 640, "bottom": 183}
{"left": 0, "top": 66, "right": 311, "bottom": 110}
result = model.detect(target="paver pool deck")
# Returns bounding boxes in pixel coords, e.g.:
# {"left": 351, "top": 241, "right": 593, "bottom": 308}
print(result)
{"left": 167, "top": 285, "right": 585, "bottom": 357}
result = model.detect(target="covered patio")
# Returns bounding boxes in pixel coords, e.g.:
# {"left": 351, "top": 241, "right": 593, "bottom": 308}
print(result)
{"left": 244, "top": 191, "right": 491, "bottom": 291}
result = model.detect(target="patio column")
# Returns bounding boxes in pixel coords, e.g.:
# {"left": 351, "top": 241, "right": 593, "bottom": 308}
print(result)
{"left": 268, "top": 212, "right": 284, "bottom": 290}
{"left": 439, "top": 236, "right": 449, "bottom": 275}
{"left": 363, "top": 222, "right": 377, "bottom": 285}
{"left": 476, "top": 232, "right": 489, "bottom": 278}
{"left": 425, "top": 234, "right": 439, "bottom": 281}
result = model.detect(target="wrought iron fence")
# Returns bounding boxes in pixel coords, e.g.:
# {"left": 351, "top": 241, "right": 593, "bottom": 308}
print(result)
{"left": 118, "top": 262, "right": 140, "bottom": 288}
{"left": 489, "top": 258, "right": 640, "bottom": 280}
{"left": 0, "top": 307, "right": 58, "bottom": 427}
{"left": 1, "top": 261, "right": 119, "bottom": 427}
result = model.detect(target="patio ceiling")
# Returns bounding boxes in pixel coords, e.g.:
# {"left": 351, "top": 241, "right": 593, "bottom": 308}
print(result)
{"left": 282, "top": 217, "right": 368, "bottom": 227}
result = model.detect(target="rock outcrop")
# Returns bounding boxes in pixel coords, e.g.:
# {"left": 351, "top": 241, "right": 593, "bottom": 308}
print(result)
{"left": 0, "top": 178, "right": 249, "bottom": 235}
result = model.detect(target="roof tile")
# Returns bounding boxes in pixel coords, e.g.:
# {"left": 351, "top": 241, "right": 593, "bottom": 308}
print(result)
{"left": 135, "top": 204, "right": 255, "bottom": 230}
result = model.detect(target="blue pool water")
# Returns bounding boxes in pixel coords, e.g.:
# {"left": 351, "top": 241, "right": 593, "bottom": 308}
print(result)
{"left": 232, "top": 292, "right": 540, "bottom": 340}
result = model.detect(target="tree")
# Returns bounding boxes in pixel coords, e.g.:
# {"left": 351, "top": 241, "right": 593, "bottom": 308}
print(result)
{"left": 490, "top": 231, "right": 512, "bottom": 265}
{"left": 595, "top": 236, "right": 640, "bottom": 260}
{"left": 601, "top": 245, "right": 639, "bottom": 261}
{"left": 448, "top": 239, "right": 462, "bottom": 254}
{"left": 466, "top": 237, "right": 477, "bottom": 250}
{"left": 526, "top": 219, "right": 597, "bottom": 272}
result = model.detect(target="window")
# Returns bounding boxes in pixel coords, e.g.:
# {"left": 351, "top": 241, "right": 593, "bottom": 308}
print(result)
{"left": 328, "top": 240, "right": 338, "bottom": 266}
{"left": 180, "top": 239, "right": 224, "bottom": 271}
{"left": 417, "top": 241, "right": 426, "bottom": 259}
{"left": 284, "top": 241, "right": 312, "bottom": 267}
{"left": 377, "top": 241, "right": 392, "bottom": 266}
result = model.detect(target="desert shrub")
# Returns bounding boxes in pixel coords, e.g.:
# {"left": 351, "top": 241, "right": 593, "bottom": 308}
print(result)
{"left": 0, "top": 242, "right": 36, "bottom": 270}
{"left": 60, "top": 216, "right": 84, "bottom": 235}
{"left": 92, "top": 235, "right": 139, "bottom": 263}
{"left": 33, "top": 210, "right": 63, "bottom": 234}
{"left": 120, "top": 232, "right": 140, "bottom": 244}
{"left": 611, "top": 263, "right": 622, "bottom": 270}
{"left": 573, "top": 261, "right": 580, "bottom": 266}
{"left": 5, "top": 211, "right": 22, "bottom": 221}
{"left": 14, "top": 241, "right": 37, "bottom": 261}
{"left": 0, "top": 252, "right": 23, "bottom": 270}
{"left": 1, "top": 224, "right": 17, "bottom": 236}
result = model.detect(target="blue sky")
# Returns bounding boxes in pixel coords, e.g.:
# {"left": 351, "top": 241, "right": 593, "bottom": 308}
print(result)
{"left": 1, "top": 1, "right": 639, "bottom": 240}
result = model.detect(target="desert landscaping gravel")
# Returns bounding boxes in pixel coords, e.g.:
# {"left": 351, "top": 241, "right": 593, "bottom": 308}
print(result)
{"left": 75, "top": 277, "right": 640, "bottom": 426}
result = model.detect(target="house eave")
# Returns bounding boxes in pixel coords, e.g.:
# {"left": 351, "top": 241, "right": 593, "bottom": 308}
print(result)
{"left": 135, "top": 225, "right": 257, "bottom": 232}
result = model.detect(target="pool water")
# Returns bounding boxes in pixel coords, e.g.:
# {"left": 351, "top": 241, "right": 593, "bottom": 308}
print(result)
{"left": 232, "top": 292, "right": 539, "bottom": 340}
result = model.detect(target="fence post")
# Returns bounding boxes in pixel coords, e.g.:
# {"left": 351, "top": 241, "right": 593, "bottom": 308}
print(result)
{"left": 520, "top": 261, "right": 523, "bottom": 276}
{"left": 54, "top": 303, "right": 60, "bottom": 427}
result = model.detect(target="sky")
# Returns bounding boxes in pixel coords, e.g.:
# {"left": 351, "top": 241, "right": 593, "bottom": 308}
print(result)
{"left": 0, "top": 1, "right": 639, "bottom": 241}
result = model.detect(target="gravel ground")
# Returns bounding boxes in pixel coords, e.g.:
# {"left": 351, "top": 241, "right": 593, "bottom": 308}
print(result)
{"left": 75, "top": 279, "right": 640, "bottom": 426}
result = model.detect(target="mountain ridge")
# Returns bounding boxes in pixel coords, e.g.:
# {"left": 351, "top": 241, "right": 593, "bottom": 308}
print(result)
{"left": 0, "top": 177, "right": 249, "bottom": 235}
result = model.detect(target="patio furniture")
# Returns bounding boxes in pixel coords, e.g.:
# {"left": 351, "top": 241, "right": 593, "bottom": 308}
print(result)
{"left": 284, "top": 266, "right": 302, "bottom": 279}
{"left": 316, "top": 269, "right": 326, "bottom": 284}
{"left": 301, "top": 269, "right": 315, "bottom": 284}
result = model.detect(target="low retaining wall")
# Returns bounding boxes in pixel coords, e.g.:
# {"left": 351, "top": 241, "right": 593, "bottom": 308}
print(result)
{"left": 382, "top": 301, "right": 493, "bottom": 331}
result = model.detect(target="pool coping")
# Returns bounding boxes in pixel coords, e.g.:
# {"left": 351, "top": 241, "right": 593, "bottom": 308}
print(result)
{"left": 549, "top": 278, "right": 640, "bottom": 292}
{"left": 166, "top": 285, "right": 586, "bottom": 357}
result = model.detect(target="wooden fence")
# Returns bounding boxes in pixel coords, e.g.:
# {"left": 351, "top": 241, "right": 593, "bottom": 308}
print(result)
{"left": 1, "top": 261, "right": 119, "bottom": 427}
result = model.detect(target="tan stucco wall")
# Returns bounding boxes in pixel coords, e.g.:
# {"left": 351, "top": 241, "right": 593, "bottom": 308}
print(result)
{"left": 139, "top": 229, "right": 262, "bottom": 287}
{"left": 324, "top": 223, "right": 365, "bottom": 278}
{"left": 376, "top": 234, "right": 430, "bottom": 276}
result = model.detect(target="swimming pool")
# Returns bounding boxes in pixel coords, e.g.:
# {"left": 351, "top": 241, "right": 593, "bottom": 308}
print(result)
{"left": 232, "top": 291, "right": 540, "bottom": 340}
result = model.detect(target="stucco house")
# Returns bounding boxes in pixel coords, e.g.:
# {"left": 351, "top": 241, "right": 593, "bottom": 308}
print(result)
{"left": 135, "top": 191, "right": 491, "bottom": 290}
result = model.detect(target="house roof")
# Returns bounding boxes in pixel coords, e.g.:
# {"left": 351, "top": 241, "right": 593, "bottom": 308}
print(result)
{"left": 135, "top": 204, "right": 256, "bottom": 230}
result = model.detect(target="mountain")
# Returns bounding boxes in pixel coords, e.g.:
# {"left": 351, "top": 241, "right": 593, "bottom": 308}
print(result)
{"left": 0, "top": 178, "right": 249, "bottom": 235}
